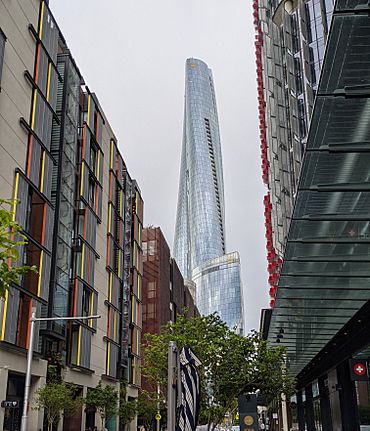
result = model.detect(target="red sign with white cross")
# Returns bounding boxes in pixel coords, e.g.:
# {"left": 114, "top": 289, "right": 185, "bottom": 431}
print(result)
{"left": 349, "top": 359, "right": 369, "bottom": 381}
{"left": 354, "top": 363, "right": 366, "bottom": 376}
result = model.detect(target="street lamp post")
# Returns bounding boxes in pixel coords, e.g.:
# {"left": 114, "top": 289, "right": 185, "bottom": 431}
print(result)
{"left": 20, "top": 307, "right": 101, "bottom": 431}
{"left": 167, "top": 341, "right": 177, "bottom": 431}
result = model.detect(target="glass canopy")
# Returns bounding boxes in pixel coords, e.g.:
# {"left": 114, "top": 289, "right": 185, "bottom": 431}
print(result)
{"left": 267, "top": 1, "right": 370, "bottom": 377}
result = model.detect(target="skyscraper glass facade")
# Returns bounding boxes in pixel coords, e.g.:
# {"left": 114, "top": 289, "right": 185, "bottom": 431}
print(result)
{"left": 255, "top": 0, "right": 334, "bottom": 306}
{"left": 174, "top": 58, "right": 243, "bottom": 332}
{"left": 174, "top": 59, "right": 226, "bottom": 279}
{"left": 192, "top": 252, "right": 243, "bottom": 333}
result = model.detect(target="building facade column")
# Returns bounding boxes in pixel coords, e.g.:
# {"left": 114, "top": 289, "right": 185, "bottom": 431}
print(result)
{"left": 81, "top": 385, "right": 88, "bottom": 431}
{"left": 0, "top": 366, "right": 9, "bottom": 429}
{"left": 304, "top": 385, "right": 316, "bottom": 431}
{"left": 29, "top": 374, "right": 46, "bottom": 431}
{"left": 337, "top": 362, "right": 360, "bottom": 431}
{"left": 327, "top": 368, "right": 342, "bottom": 431}
{"left": 296, "top": 391, "right": 305, "bottom": 431}
{"left": 127, "top": 386, "right": 139, "bottom": 431}
{"left": 318, "top": 376, "right": 333, "bottom": 431}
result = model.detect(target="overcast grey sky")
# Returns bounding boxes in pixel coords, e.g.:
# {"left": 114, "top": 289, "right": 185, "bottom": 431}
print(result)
{"left": 51, "top": 0, "right": 268, "bottom": 332}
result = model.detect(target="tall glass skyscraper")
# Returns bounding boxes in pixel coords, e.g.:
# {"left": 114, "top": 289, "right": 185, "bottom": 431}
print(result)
{"left": 174, "top": 58, "right": 243, "bottom": 333}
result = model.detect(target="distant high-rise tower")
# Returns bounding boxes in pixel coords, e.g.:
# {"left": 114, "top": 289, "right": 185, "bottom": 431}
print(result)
{"left": 174, "top": 58, "right": 243, "bottom": 333}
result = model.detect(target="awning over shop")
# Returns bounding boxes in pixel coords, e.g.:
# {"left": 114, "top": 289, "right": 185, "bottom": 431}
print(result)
{"left": 267, "top": 0, "right": 370, "bottom": 377}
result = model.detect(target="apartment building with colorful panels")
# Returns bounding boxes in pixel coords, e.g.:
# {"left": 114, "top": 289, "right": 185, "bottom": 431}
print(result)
{"left": 0, "top": 1, "right": 143, "bottom": 430}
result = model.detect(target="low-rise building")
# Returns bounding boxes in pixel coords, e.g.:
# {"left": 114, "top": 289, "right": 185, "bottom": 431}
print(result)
{"left": 142, "top": 227, "right": 198, "bottom": 335}
{"left": 141, "top": 227, "right": 198, "bottom": 395}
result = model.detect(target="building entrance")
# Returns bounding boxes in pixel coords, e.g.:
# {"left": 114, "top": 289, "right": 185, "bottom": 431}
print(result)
{"left": 3, "top": 373, "right": 24, "bottom": 431}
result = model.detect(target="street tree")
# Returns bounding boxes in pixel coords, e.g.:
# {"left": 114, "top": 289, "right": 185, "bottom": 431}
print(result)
{"left": 136, "top": 390, "right": 160, "bottom": 431}
{"left": 119, "top": 386, "right": 160, "bottom": 430}
{"left": 119, "top": 381, "right": 138, "bottom": 429}
{"left": 85, "top": 381, "right": 118, "bottom": 430}
{"left": 142, "top": 313, "right": 295, "bottom": 430}
{"left": 119, "top": 399, "right": 137, "bottom": 429}
{"left": 34, "top": 382, "right": 82, "bottom": 431}
{"left": 0, "top": 198, "right": 36, "bottom": 298}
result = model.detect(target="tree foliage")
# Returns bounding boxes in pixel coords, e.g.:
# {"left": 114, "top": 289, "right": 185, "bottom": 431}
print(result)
{"left": 119, "top": 399, "right": 137, "bottom": 427}
{"left": 137, "top": 390, "right": 160, "bottom": 431}
{"left": 85, "top": 381, "right": 118, "bottom": 430}
{"left": 119, "top": 380, "right": 138, "bottom": 427}
{"left": 46, "top": 351, "right": 64, "bottom": 384}
{"left": 0, "top": 198, "right": 36, "bottom": 298}
{"left": 142, "top": 313, "right": 295, "bottom": 429}
{"left": 119, "top": 384, "right": 160, "bottom": 430}
{"left": 34, "top": 382, "right": 82, "bottom": 431}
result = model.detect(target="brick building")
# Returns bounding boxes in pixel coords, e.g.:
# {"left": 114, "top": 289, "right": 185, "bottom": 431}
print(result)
{"left": 142, "top": 227, "right": 198, "bottom": 338}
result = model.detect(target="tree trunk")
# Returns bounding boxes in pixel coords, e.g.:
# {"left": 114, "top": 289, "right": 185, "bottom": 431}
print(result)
{"left": 212, "top": 409, "right": 228, "bottom": 431}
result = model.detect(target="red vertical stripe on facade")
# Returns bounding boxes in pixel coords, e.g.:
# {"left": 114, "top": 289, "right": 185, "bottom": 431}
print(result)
{"left": 263, "top": 193, "right": 281, "bottom": 308}
{"left": 253, "top": 0, "right": 269, "bottom": 186}
{"left": 35, "top": 44, "right": 41, "bottom": 85}
{"left": 254, "top": 1, "right": 282, "bottom": 308}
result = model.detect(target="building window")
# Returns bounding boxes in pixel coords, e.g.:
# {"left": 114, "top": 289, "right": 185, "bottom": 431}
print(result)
{"left": 88, "top": 177, "right": 96, "bottom": 207}
{"left": 90, "top": 143, "right": 98, "bottom": 177}
{"left": 16, "top": 292, "right": 32, "bottom": 348}
{"left": 82, "top": 286, "right": 92, "bottom": 317}
{"left": 0, "top": 29, "right": 6, "bottom": 88}
{"left": 23, "top": 243, "right": 42, "bottom": 296}
{"left": 26, "top": 189, "right": 45, "bottom": 245}
{"left": 70, "top": 326, "right": 79, "bottom": 365}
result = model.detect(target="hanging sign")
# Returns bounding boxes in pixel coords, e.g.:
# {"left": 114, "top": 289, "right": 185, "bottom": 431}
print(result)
{"left": 238, "top": 395, "right": 258, "bottom": 431}
{"left": 349, "top": 359, "right": 370, "bottom": 381}
{"left": 1, "top": 401, "right": 19, "bottom": 408}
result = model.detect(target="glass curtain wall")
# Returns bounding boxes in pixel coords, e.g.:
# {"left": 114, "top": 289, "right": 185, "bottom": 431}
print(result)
{"left": 256, "top": 0, "right": 335, "bottom": 306}
{"left": 174, "top": 58, "right": 226, "bottom": 279}
{"left": 174, "top": 59, "right": 244, "bottom": 332}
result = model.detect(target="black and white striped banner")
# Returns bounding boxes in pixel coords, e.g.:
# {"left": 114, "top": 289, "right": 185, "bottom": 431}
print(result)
{"left": 176, "top": 346, "right": 202, "bottom": 431}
